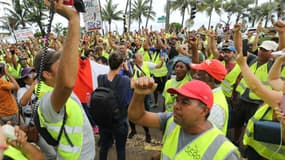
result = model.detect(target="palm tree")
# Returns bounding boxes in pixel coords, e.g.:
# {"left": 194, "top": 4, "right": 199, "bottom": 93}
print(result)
{"left": 23, "top": 0, "right": 48, "bottom": 36}
{"left": 170, "top": 0, "right": 194, "bottom": 28}
{"left": 274, "top": 0, "right": 285, "bottom": 19}
{"left": 223, "top": 0, "right": 254, "bottom": 25}
{"left": 53, "top": 23, "right": 64, "bottom": 36}
{"left": 102, "top": 0, "right": 123, "bottom": 32}
{"left": 199, "top": 0, "right": 223, "bottom": 29}
{"left": 131, "top": 0, "right": 156, "bottom": 31}
{"left": 0, "top": 0, "right": 28, "bottom": 30}
{"left": 145, "top": 0, "right": 153, "bottom": 28}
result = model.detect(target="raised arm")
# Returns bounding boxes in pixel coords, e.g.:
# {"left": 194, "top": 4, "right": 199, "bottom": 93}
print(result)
{"left": 49, "top": 0, "right": 80, "bottom": 112}
{"left": 274, "top": 20, "right": 285, "bottom": 50}
{"left": 235, "top": 23, "right": 282, "bottom": 109}
{"left": 268, "top": 55, "right": 285, "bottom": 91}
{"left": 128, "top": 77, "right": 161, "bottom": 128}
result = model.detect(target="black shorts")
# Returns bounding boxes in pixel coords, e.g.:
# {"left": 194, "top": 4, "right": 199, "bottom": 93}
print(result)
{"left": 230, "top": 98, "right": 260, "bottom": 128}
{"left": 153, "top": 76, "right": 167, "bottom": 93}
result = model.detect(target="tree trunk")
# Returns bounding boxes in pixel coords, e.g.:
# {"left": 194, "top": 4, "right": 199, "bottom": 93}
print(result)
{"left": 109, "top": 20, "right": 112, "bottom": 32}
{"left": 165, "top": 0, "right": 170, "bottom": 31}
{"left": 235, "top": 13, "right": 241, "bottom": 24}
{"left": 207, "top": 8, "right": 213, "bottom": 30}
{"left": 264, "top": 14, "right": 269, "bottom": 28}
{"left": 138, "top": 18, "right": 141, "bottom": 31}
{"left": 181, "top": 8, "right": 185, "bottom": 28}
{"left": 145, "top": 0, "right": 152, "bottom": 28}
{"left": 98, "top": 0, "right": 104, "bottom": 34}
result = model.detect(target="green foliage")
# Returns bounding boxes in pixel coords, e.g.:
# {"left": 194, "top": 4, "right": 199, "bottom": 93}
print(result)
{"left": 170, "top": 0, "right": 195, "bottom": 27}
{"left": 23, "top": 0, "right": 48, "bottom": 36}
{"left": 131, "top": 0, "right": 156, "bottom": 30}
{"left": 102, "top": 0, "right": 123, "bottom": 32}
{"left": 169, "top": 22, "right": 182, "bottom": 31}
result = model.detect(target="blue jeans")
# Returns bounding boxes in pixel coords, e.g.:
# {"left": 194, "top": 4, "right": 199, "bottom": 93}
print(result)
{"left": 99, "top": 120, "right": 128, "bottom": 160}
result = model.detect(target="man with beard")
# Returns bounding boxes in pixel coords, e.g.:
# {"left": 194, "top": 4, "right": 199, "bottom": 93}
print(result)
{"left": 128, "top": 77, "right": 240, "bottom": 159}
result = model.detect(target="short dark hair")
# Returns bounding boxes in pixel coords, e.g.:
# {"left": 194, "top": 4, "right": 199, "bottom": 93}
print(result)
{"left": 197, "top": 101, "right": 210, "bottom": 119}
{"left": 34, "top": 49, "right": 61, "bottom": 81}
{"left": 96, "top": 56, "right": 108, "bottom": 65}
{"left": 108, "top": 51, "right": 124, "bottom": 70}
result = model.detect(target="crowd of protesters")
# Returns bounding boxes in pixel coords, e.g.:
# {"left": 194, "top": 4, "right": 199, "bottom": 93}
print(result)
{"left": 0, "top": 1, "right": 284, "bottom": 160}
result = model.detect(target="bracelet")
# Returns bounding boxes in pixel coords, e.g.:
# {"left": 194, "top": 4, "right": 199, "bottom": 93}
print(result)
{"left": 0, "top": 144, "right": 7, "bottom": 150}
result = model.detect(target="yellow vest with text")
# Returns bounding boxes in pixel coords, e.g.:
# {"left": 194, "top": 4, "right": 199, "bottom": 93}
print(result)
{"left": 37, "top": 97, "right": 84, "bottom": 159}
{"left": 4, "top": 146, "right": 28, "bottom": 160}
{"left": 133, "top": 62, "right": 151, "bottom": 79}
{"left": 163, "top": 74, "right": 191, "bottom": 112}
{"left": 243, "top": 104, "right": 285, "bottom": 160}
{"left": 161, "top": 117, "right": 240, "bottom": 160}
{"left": 221, "top": 64, "right": 241, "bottom": 98}
{"left": 236, "top": 61, "right": 271, "bottom": 100}
{"left": 150, "top": 51, "right": 168, "bottom": 77}
{"left": 212, "top": 87, "right": 229, "bottom": 135}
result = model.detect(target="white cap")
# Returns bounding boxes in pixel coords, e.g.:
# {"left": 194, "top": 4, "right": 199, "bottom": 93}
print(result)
{"left": 260, "top": 40, "right": 278, "bottom": 51}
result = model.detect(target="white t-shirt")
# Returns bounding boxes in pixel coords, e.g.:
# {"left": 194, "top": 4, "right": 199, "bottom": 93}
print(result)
{"left": 39, "top": 92, "right": 96, "bottom": 160}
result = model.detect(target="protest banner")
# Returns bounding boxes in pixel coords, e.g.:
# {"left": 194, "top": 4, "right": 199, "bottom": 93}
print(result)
{"left": 83, "top": 0, "right": 102, "bottom": 31}
{"left": 14, "top": 28, "right": 34, "bottom": 41}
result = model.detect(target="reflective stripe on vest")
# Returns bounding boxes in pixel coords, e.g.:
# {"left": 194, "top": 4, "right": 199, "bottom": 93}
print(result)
{"left": 142, "top": 50, "right": 152, "bottom": 62}
{"left": 133, "top": 62, "right": 151, "bottom": 79}
{"left": 221, "top": 64, "right": 241, "bottom": 97}
{"left": 161, "top": 117, "right": 240, "bottom": 160}
{"left": 236, "top": 61, "right": 271, "bottom": 100}
{"left": 4, "top": 146, "right": 28, "bottom": 160}
{"left": 38, "top": 98, "right": 84, "bottom": 159}
{"left": 163, "top": 74, "right": 191, "bottom": 112}
{"left": 243, "top": 105, "right": 285, "bottom": 159}
{"left": 151, "top": 52, "right": 168, "bottom": 77}
{"left": 211, "top": 87, "right": 229, "bottom": 135}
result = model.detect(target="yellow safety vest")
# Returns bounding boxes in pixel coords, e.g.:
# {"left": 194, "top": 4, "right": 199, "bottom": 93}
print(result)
{"left": 133, "top": 62, "right": 151, "bottom": 79}
{"left": 102, "top": 51, "right": 109, "bottom": 59}
{"left": 163, "top": 74, "right": 191, "bottom": 112}
{"left": 150, "top": 51, "right": 168, "bottom": 77}
{"left": 7, "top": 63, "right": 20, "bottom": 78}
{"left": 142, "top": 50, "right": 152, "bottom": 62}
{"left": 161, "top": 117, "right": 240, "bottom": 160}
{"left": 38, "top": 97, "right": 84, "bottom": 159}
{"left": 243, "top": 104, "right": 285, "bottom": 160}
{"left": 211, "top": 87, "right": 229, "bottom": 135}
{"left": 221, "top": 64, "right": 241, "bottom": 98}
{"left": 4, "top": 146, "right": 28, "bottom": 160}
{"left": 236, "top": 61, "right": 271, "bottom": 101}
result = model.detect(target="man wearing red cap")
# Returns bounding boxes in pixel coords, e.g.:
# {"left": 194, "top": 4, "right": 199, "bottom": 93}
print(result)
{"left": 128, "top": 77, "right": 240, "bottom": 160}
{"left": 190, "top": 59, "right": 229, "bottom": 135}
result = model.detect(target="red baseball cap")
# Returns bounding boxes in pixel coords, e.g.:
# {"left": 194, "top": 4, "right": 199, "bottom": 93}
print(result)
{"left": 190, "top": 59, "right": 227, "bottom": 82}
{"left": 167, "top": 80, "right": 213, "bottom": 109}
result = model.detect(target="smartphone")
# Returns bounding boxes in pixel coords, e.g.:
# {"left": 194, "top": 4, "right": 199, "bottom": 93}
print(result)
{"left": 242, "top": 39, "right": 248, "bottom": 56}
{"left": 63, "top": 0, "right": 74, "bottom": 5}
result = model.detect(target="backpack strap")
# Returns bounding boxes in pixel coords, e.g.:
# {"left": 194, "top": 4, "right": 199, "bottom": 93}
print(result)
{"left": 97, "top": 74, "right": 106, "bottom": 87}
{"left": 260, "top": 107, "right": 271, "bottom": 121}
{"left": 135, "top": 64, "right": 147, "bottom": 76}
{"left": 59, "top": 107, "right": 74, "bottom": 147}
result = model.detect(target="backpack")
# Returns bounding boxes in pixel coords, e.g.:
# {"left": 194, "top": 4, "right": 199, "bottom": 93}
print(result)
{"left": 90, "top": 74, "right": 124, "bottom": 129}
